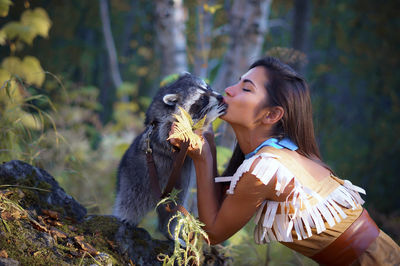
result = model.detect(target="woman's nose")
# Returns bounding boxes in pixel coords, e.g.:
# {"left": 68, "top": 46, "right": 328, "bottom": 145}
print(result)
{"left": 225, "top": 86, "right": 234, "bottom": 97}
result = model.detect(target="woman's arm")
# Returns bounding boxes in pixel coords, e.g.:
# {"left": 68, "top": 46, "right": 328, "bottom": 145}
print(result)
{"left": 192, "top": 143, "right": 273, "bottom": 244}
{"left": 170, "top": 128, "right": 275, "bottom": 245}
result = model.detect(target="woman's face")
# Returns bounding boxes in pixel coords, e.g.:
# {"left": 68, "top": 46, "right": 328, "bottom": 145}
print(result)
{"left": 221, "top": 66, "right": 269, "bottom": 128}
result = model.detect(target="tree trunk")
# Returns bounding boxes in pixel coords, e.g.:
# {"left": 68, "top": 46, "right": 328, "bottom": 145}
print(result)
{"left": 212, "top": 0, "right": 273, "bottom": 149}
{"left": 291, "top": 0, "right": 311, "bottom": 74}
{"left": 119, "top": 0, "right": 138, "bottom": 72}
{"left": 212, "top": 0, "right": 272, "bottom": 93}
{"left": 154, "top": 0, "right": 188, "bottom": 78}
{"left": 99, "top": 0, "right": 123, "bottom": 90}
{"left": 193, "top": 0, "right": 215, "bottom": 79}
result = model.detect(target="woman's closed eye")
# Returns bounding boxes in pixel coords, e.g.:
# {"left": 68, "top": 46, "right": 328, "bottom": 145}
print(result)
{"left": 242, "top": 88, "right": 251, "bottom": 92}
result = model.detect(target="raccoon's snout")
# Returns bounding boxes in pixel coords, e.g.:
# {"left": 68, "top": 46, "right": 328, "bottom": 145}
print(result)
{"left": 216, "top": 94, "right": 223, "bottom": 103}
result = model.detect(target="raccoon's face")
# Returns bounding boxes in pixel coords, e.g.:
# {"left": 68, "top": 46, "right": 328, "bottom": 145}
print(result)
{"left": 145, "top": 73, "right": 227, "bottom": 140}
{"left": 162, "top": 78, "right": 226, "bottom": 124}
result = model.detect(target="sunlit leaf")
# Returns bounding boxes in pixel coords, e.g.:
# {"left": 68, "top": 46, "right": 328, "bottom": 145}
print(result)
{"left": 21, "top": 8, "right": 52, "bottom": 38}
{"left": 192, "top": 115, "right": 206, "bottom": 131}
{"left": 0, "top": 29, "right": 6, "bottom": 45}
{"left": 160, "top": 73, "right": 179, "bottom": 87}
{"left": 19, "top": 111, "right": 42, "bottom": 130}
{"left": 203, "top": 3, "right": 222, "bottom": 14}
{"left": 1, "top": 21, "right": 36, "bottom": 44}
{"left": 1, "top": 8, "right": 51, "bottom": 45}
{"left": 1, "top": 56, "right": 22, "bottom": 78}
{"left": 167, "top": 106, "right": 206, "bottom": 153}
{"left": 21, "top": 56, "right": 45, "bottom": 86}
{"left": 1, "top": 56, "right": 45, "bottom": 86}
{"left": 0, "top": 0, "right": 12, "bottom": 17}
{"left": 0, "top": 67, "right": 12, "bottom": 87}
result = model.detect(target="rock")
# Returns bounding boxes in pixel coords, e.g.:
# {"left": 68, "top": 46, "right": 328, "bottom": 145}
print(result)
{"left": 114, "top": 222, "right": 173, "bottom": 265}
{"left": 0, "top": 160, "right": 232, "bottom": 265}
{"left": 0, "top": 258, "right": 20, "bottom": 266}
{"left": 0, "top": 160, "right": 86, "bottom": 221}
{"left": 0, "top": 160, "right": 174, "bottom": 265}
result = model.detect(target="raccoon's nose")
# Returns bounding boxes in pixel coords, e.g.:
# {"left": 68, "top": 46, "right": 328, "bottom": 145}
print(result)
{"left": 216, "top": 94, "right": 223, "bottom": 103}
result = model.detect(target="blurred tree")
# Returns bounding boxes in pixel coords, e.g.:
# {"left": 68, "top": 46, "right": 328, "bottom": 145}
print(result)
{"left": 291, "top": 0, "right": 310, "bottom": 73}
{"left": 308, "top": 0, "right": 400, "bottom": 214}
{"left": 99, "top": 0, "right": 124, "bottom": 101}
{"left": 212, "top": 0, "right": 272, "bottom": 93}
{"left": 192, "top": 0, "right": 216, "bottom": 78}
{"left": 154, "top": 0, "right": 188, "bottom": 77}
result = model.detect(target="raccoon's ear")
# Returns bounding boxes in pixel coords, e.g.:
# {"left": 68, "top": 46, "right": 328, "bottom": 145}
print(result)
{"left": 179, "top": 71, "right": 191, "bottom": 77}
{"left": 163, "top": 94, "right": 179, "bottom": 106}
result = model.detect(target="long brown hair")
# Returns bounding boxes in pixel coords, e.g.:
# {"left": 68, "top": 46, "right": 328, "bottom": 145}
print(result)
{"left": 223, "top": 56, "right": 329, "bottom": 176}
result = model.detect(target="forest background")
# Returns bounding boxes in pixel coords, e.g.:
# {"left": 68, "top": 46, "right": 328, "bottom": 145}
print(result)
{"left": 0, "top": 0, "right": 399, "bottom": 265}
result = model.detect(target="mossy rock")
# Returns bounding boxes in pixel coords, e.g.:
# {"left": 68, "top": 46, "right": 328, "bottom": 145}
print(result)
{"left": 0, "top": 160, "right": 86, "bottom": 221}
{"left": 0, "top": 160, "right": 174, "bottom": 265}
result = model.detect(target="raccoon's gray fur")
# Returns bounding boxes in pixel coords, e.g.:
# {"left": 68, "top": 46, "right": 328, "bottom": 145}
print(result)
{"left": 113, "top": 73, "right": 226, "bottom": 233}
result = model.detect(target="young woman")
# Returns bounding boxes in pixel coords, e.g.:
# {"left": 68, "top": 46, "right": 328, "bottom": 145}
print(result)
{"left": 170, "top": 57, "right": 400, "bottom": 265}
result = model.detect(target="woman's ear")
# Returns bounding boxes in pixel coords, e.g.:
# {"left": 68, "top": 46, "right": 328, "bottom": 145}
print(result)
{"left": 262, "top": 106, "right": 284, "bottom": 125}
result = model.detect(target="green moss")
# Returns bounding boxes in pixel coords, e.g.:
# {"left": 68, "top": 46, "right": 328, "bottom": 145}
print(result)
{"left": 81, "top": 215, "right": 120, "bottom": 239}
{"left": 0, "top": 188, "right": 127, "bottom": 265}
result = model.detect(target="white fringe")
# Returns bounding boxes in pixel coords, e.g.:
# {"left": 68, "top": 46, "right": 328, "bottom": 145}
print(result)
{"left": 215, "top": 153, "right": 366, "bottom": 243}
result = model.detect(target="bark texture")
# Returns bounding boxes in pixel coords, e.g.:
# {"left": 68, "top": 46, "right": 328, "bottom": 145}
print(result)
{"left": 154, "top": 0, "right": 188, "bottom": 77}
{"left": 291, "top": 0, "right": 311, "bottom": 73}
{"left": 212, "top": 0, "right": 272, "bottom": 93}
{"left": 99, "top": 0, "right": 123, "bottom": 89}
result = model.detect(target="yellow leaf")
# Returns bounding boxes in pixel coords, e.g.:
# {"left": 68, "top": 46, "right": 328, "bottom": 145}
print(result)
{"left": 0, "top": 67, "right": 11, "bottom": 85}
{"left": 167, "top": 106, "right": 206, "bottom": 153}
{"left": 160, "top": 73, "right": 179, "bottom": 87}
{"left": 179, "top": 106, "right": 194, "bottom": 126}
{"left": 203, "top": 4, "right": 222, "bottom": 14}
{"left": 20, "top": 56, "right": 45, "bottom": 86}
{"left": 21, "top": 8, "right": 52, "bottom": 38}
{"left": 1, "top": 56, "right": 45, "bottom": 86}
{"left": 0, "top": 68, "right": 21, "bottom": 104}
{"left": 1, "top": 21, "right": 36, "bottom": 45}
{"left": 0, "top": 0, "right": 12, "bottom": 18}
{"left": 0, "top": 29, "right": 6, "bottom": 45}
{"left": 1, "top": 56, "right": 23, "bottom": 77}
{"left": 19, "top": 111, "right": 42, "bottom": 130}
{"left": 192, "top": 114, "right": 207, "bottom": 131}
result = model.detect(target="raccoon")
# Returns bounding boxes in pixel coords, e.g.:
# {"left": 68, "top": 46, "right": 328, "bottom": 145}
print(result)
{"left": 113, "top": 73, "right": 226, "bottom": 233}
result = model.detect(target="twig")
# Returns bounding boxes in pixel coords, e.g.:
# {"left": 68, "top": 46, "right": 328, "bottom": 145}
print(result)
{"left": 0, "top": 185, "right": 51, "bottom": 192}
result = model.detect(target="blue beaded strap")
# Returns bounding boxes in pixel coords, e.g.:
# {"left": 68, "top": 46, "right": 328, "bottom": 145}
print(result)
{"left": 244, "top": 137, "right": 298, "bottom": 159}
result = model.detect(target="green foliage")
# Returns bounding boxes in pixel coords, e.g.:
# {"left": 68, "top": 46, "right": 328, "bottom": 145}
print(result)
{"left": 226, "top": 221, "right": 317, "bottom": 265}
{"left": 1, "top": 56, "right": 45, "bottom": 86}
{"left": 160, "top": 73, "right": 180, "bottom": 87}
{"left": 0, "top": 76, "right": 59, "bottom": 164}
{"left": 0, "top": 1, "right": 398, "bottom": 264}
{"left": 0, "top": 0, "right": 12, "bottom": 17}
{"left": 216, "top": 146, "right": 232, "bottom": 174}
{"left": 157, "top": 189, "right": 209, "bottom": 266}
{"left": 0, "top": 7, "right": 51, "bottom": 46}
